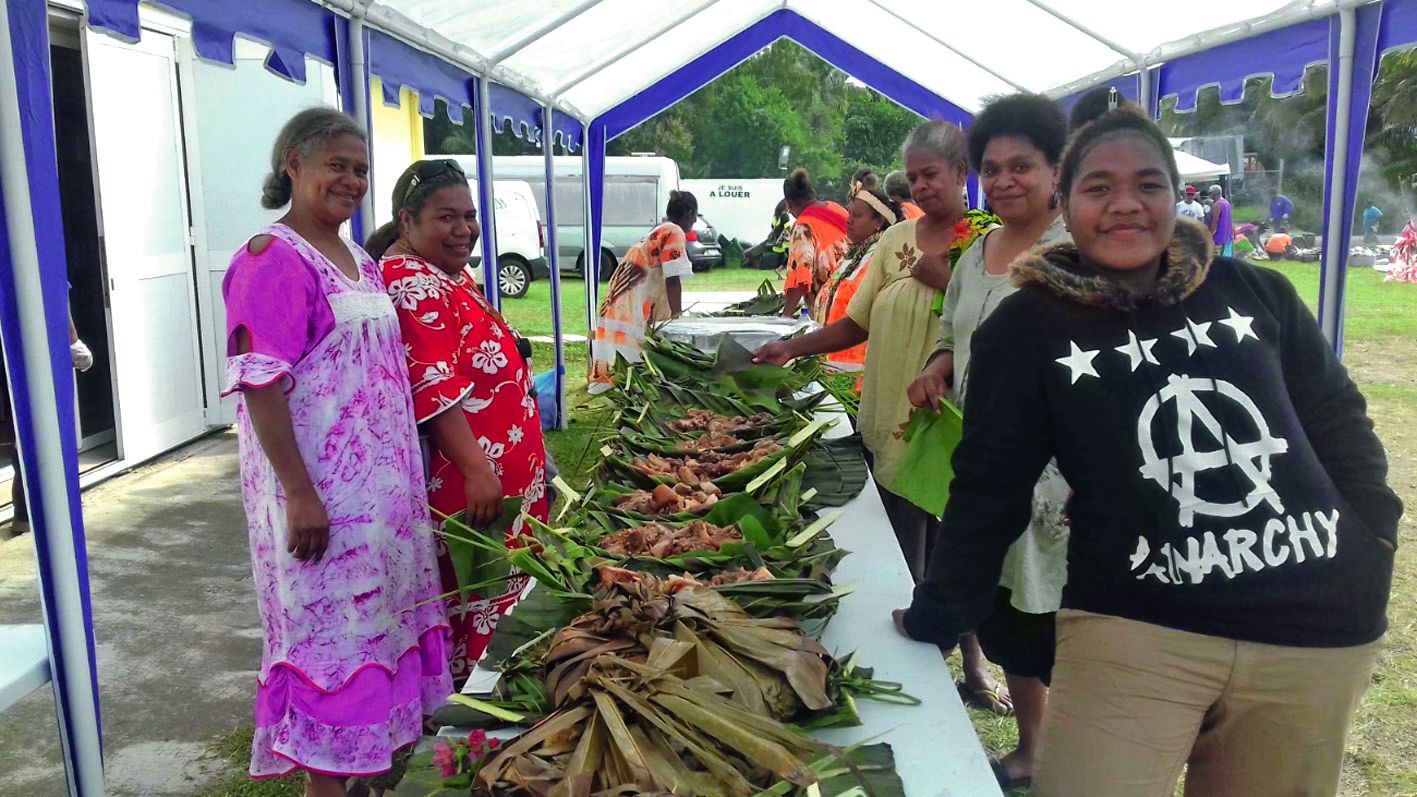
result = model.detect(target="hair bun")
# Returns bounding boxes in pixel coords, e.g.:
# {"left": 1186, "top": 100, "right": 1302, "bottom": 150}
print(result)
{"left": 261, "top": 171, "right": 291, "bottom": 210}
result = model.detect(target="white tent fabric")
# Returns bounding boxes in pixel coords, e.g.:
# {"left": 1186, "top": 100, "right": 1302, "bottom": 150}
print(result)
{"left": 1174, "top": 149, "right": 1231, "bottom": 182}
{"left": 372, "top": 0, "right": 1339, "bottom": 121}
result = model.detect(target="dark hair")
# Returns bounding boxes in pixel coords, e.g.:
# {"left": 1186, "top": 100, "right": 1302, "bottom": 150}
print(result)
{"left": 852, "top": 186, "right": 903, "bottom": 227}
{"left": 882, "top": 170, "right": 910, "bottom": 201}
{"left": 966, "top": 93, "right": 1068, "bottom": 171}
{"left": 666, "top": 190, "right": 698, "bottom": 226}
{"left": 851, "top": 169, "right": 880, "bottom": 191}
{"left": 1057, "top": 106, "right": 1181, "bottom": 199}
{"left": 1068, "top": 85, "right": 1133, "bottom": 132}
{"left": 773, "top": 198, "right": 788, "bottom": 216}
{"left": 261, "top": 108, "right": 365, "bottom": 210}
{"left": 364, "top": 159, "right": 471, "bottom": 259}
{"left": 783, "top": 168, "right": 816, "bottom": 203}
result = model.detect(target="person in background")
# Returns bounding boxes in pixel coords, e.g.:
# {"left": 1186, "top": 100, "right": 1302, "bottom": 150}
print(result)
{"left": 1270, "top": 190, "right": 1294, "bottom": 228}
{"left": 223, "top": 108, "right": 449, "bottom": 795}
{"left": 1265, "top": 225, "right": 1296, "bottom": 260}
{"left": 1208, "top": 183, "right": 1234, "bottom": 257}
{"left": 757, "top": 119, "right": 1006, "bottom": 715}
{"left": 1, "top": 315, "right": 92, "bottom": 536}
{"left": 744, "top": 199, "right": 792, "bottom": 276}
{"left": 852, "top": 168, "right": 881, "bottom": 193}
{"left": 886, "top": 169, "right": 925, "bottom": 220}
{"left": 812, "top": 184, "right": 900, "bottom": 371}
{"left": 896, "top": 102, "right": 1398, "bottom": 797}
{"left": 1176, "top": 185, "right": 1205, "bottom": 222}
{"left": 1364, "top": 201, "right": 1384, "bottom": 245}
{"left": 368, "top": 159, "right": 549, "bottom": 680}
{"left": 588, "top": 191, "right": 698, "bottom": 392}
{"left": 780, "top": 168, "right": 849, "bottom": 317}
{"left": 906, "top": 93, "right": 1071, "bottom": 792}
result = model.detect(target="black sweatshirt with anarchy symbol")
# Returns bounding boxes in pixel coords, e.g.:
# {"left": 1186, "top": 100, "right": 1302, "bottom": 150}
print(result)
{"left": 902, "top": 219, "right": 1402, "bottom": 648}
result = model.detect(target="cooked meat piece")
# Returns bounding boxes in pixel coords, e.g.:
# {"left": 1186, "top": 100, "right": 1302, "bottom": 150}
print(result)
{"left": 598, "top": 520, "right": 742, "bottom": 556}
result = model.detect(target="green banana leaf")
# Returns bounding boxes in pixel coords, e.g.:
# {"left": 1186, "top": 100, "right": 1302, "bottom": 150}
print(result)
{"left": 436, "top": 499, "right": 523, "bottom": 609}
{"left": 891, "top": 403, "right": 964, "bottom": 519}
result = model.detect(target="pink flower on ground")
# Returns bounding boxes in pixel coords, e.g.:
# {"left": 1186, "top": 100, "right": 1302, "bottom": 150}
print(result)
{"left": 432, "top": 741, "right": 459, "bottom": 778}
{"left": 468, "top": 728, "right": 488, "bottom": 756}
{"left": 488, "top": 738, "right": 501, "bottom": 751}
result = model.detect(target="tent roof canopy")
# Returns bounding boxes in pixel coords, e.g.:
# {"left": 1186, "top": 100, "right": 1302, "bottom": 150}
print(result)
{"left": 368, "top": 0, "right": 1359, "bottom": 121}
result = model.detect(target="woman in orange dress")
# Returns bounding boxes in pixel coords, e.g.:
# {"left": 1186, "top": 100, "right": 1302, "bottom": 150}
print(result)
{"left": 780, "top": 168, "right": 848, "bottom": 317}
{"left": 812, "top": 184, "right": 901, "bottom": 371}
{"left": 588, "top": 191, "right": 698, "bottom": 393}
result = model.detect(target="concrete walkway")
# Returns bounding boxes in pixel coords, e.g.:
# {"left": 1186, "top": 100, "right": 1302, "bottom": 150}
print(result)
{"left": 0, "top": 431, "right": 258, "bottom": 796}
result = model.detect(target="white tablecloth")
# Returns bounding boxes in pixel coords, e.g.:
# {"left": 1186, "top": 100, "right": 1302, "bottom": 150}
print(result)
{"left": 444, "top": 355, "right": 1001, "bottom": 796}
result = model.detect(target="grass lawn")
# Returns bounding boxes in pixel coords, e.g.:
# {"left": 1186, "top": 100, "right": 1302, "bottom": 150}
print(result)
{"left": 199, "top": 260, "right": 1417, "bottom": 796}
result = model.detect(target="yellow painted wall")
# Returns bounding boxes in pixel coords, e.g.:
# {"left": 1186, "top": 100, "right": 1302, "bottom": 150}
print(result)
{"left": 369, "top": 77, "right": 427, "bottom": 225}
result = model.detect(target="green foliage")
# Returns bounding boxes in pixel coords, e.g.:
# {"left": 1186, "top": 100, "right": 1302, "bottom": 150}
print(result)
{"left": 606, "top": 40, "right": 917, "bottom": 194}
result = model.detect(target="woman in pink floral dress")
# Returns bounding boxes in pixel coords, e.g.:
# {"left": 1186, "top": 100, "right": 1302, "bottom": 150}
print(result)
{"left": 366, "top": 160, "right": 550, "bottom": 682}
{"left": 222, "top": 110, "right": 450, "bottom": 796}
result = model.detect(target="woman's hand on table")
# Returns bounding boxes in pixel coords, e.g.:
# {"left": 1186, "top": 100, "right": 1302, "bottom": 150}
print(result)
{"left": 892, "top": 608, "right": 912, "bottom": 638}
{"left": 753, "top": 340, "right": 795, "bottom": 365}
{"left": 464, "top": 463, "right": 505, "bottom": 530}
{"left": 287, "top": 489, "right": 331, "bottom": 563}
{"left": 910, "top": 252, "right": 952, "bottom": 291}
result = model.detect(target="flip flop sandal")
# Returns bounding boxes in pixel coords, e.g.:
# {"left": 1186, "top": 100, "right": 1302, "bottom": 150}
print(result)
{"left": 990, "top": 758, "right": 1033, "bottom": 793}
{"left": 959, "top": 681, "right": 1014, "bottom": 716}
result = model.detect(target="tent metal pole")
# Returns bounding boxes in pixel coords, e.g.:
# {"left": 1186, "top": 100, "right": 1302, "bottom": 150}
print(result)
{"left": 581, "top": 121, "right": 597, "bottom": 345}
{"left": 349, "top": 2, "right": 374, "bottom": 238}
{"left": 1319, "top": 4, "right": 1358, "bottom": 348}
{"left": 1023, "top": 0, "right": 1138, "bottom": 60}
{"left": 0, "top": 1, "right": 104, "bottom": 792}
{"left": 548, "top": 0, "right": 712, "bottom": 99}
{"left": 542, "top": 104, "right": 568, "bottom": 430}
{"left": 1138, "top": 65, "right": 1154, "bottom": 119}
{"left": 475, "top": 76, "right": 502, "bottom": 310}
{"left": 484, "top": 0, "right": 607, "bottom": 65}
{"left": 1046, "top": 2, "right": 1349, "bottom": 100}
{"left": 863, "top": 0, "right": 1028, "bottom": 91}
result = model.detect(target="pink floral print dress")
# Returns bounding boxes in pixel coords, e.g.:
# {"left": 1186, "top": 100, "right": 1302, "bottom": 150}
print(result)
{"left": 222, "top": 223, "right": 451, "bottom": 779}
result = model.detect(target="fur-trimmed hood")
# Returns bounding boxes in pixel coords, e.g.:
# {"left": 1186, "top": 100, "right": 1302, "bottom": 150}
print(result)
{"left": 1009, "top": 217, "right": 1214, "bottom": 309}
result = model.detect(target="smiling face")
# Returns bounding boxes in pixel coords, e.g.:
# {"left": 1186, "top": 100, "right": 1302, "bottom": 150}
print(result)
{"left": 1062, "top": 134, "right": 1177, "bottom": 272}
{"left": 401, "top": 184, "right": 480, "bottom": 273}
{"left": 285, "top": 132, "right": 368, "bottom": 226}
{"left": 904, "top": 149, "right": 967, "bottom": 220}
{"left": 980, "top": 134, "right": 1057, "bottom": 227}
{"left": 846, "top": 197, "right": 886, "bottom": 244}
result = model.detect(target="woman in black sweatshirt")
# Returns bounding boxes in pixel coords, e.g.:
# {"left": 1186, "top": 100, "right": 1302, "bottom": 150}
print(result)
{"left": 897, "top": 104, "right": 1402, "bottom": 796}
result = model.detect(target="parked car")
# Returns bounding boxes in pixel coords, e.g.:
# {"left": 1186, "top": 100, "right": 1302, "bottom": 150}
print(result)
{"left": 687, "top": 215, "right": 724, "bottom": 271}
{"left": 466, "top": 179, "right": 548, "bottom": 299}
{"left": 452, "top": 154, "right": 682, "bottom": 282}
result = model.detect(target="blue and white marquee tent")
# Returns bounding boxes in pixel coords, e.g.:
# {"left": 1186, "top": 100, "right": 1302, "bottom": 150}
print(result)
{"left": 3, "top": 1, "right": 1415, "bottom": 793}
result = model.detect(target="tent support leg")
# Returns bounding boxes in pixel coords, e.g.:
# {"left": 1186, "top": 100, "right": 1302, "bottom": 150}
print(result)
{"left": 475, "top": 77, "right": 501, "bottom": 310}
{"left": 542, "top": 105, "right": 567, "bottom": 430}
{"left": 0, "top": 2, "right": 104, "bottom": 793}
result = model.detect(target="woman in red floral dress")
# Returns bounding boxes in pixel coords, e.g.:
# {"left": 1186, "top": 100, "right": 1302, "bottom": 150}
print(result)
{"left": 367, "top": 160, "right": 548, "bottom": 680}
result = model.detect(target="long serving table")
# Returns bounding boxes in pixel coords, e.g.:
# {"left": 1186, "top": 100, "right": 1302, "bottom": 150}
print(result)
{"left": 442, "top": 315, "right": 1002, "bottom": 796}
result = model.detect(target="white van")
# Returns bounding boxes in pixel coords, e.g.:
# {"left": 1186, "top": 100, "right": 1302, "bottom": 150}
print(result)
{"left": 464, "top": 178, "right": 546, "bottom": 299}
{"left": 451, "top": 154, "right": 681, "bottom": 281}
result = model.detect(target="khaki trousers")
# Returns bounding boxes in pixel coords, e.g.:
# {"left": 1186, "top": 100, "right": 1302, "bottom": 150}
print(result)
{"left": 1035, "top": 610, "right": 1381, "bottom": 797}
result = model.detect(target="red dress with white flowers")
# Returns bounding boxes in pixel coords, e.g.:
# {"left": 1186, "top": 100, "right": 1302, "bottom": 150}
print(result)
{"left": 381, "top": 254, "right": 549, "bottom": 680}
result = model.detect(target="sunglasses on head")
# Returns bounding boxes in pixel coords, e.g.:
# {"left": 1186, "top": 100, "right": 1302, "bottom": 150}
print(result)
{"left": 407, "top": 159, "right": 465, "bottom": 191}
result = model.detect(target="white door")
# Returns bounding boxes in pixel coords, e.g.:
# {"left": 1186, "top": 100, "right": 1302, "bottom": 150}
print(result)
{"left": 84, "top": 30, "right": 207, "bottom": 462}
{"left": 176, "top": 38, "right": 339, "bottom": 426}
